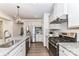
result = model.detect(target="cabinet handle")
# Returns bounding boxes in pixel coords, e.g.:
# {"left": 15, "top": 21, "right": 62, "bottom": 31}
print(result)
{"left": 49, "top": 42, "right": 57, "bottom": 48}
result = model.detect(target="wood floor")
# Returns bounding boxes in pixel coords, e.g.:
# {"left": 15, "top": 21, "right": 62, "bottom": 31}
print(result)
{"left": 27, "top": 42, "right": 49, "bottom": 56}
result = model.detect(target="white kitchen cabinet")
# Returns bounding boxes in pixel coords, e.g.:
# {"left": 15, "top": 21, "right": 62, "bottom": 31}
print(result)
{"left": 59, "top": 46, "right": 74, "bottom": 56}
{"left": 7, "top": 41, "right": 26, "bottom": 56}
{"left": 68, "top": 3, "right": 79, "bottom": 28}
{"left": 49, "top": 24, "right": 61, "bottom": 29}
{"left": 15, "top": 41, "right": 26, "bottom": 56}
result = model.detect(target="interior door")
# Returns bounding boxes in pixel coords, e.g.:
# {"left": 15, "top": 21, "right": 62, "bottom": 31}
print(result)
{"left": 35, "top": 27, "right": 43, "bottom": 42}
{"left": 32, "top": 26, "right": 43, "bottom": 42}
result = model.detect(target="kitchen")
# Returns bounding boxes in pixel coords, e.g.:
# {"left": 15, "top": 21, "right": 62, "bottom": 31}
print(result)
{"left": 0, "top": 3, "right": 79, "bottom": 56}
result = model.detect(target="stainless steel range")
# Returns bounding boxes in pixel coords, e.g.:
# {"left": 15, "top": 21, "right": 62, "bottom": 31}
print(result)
{"left": 49, "top": 37, "right": 59, "bottom": 56}
{"left": 49, "top": 34, "right": 77, "bottom": 56}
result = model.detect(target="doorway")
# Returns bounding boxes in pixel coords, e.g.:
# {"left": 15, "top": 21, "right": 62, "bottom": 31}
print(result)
{"left": 32, "top": 26, "right": 43, "bottom": 42}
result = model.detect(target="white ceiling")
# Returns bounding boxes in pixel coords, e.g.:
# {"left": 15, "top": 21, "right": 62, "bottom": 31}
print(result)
{"left": 0, "top": 3, "right": 53, "bottom": 19}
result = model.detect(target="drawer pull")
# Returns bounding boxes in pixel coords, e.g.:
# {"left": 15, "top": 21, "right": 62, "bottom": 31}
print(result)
{"left": 49, "top": 42, "right": 57, "bottom": 48}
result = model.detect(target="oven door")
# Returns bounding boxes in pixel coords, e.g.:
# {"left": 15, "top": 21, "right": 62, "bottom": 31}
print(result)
{"left": 49, "top": 41, "right": 59, "bottom": 56}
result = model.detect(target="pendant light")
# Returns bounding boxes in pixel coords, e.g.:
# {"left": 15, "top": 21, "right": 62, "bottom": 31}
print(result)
{"left": 16, "top": 6, "right": 23, "bottom": 24}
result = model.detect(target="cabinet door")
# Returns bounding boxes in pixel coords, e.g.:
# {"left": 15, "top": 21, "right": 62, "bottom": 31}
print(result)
{"left": 68, "top": 3, "right": 79, "bottom": 28}
{"left": 59, "top": 46, "right": 74, "bottom": 56}
{"left": 16, "top": 43, "right": 26, "bottom": 56}
{"left": 21, "top": 41, "right": 26, "bottom": 56}
{"left": 15, "top": 41, "right": 26, "bottom": 56}
{"left": 7, "top": 41, "right": 26, "bottom": 56}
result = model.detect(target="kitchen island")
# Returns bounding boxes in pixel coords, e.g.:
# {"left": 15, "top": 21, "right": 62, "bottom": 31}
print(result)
{"left": 0, "top": 36, "right": 29, "bottom": 56}
{"left": 59, "top": 42, "right": 79, "bottom": 56}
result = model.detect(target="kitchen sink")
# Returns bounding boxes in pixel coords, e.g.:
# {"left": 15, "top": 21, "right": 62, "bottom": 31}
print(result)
{"left": 0, "top": 40, "right": 20, "bottom": 48}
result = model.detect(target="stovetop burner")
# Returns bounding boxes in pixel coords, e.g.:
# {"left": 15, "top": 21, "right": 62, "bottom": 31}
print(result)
{"left": 49, "top": 36, "right": 76, "bottom": 44}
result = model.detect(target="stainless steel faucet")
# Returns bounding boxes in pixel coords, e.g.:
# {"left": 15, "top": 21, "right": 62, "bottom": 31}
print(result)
{"left": 4, "top": 30, "right": 11, "bottom": 42}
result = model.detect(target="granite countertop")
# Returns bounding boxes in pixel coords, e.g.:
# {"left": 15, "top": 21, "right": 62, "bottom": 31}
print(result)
{"left": 0, "top": 36, "right": 29, "bottom": 56}
{"left": 59, "top": 42, "right": 79, "bottom": 56}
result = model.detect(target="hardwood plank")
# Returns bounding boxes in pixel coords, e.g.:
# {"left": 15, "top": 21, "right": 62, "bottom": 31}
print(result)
{"left": 27, "top": 42, "right": 49, "bottom": 56}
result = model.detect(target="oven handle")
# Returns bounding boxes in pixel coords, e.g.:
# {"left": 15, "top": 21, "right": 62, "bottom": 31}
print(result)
{"left": 49, "top": 42, "right": 57, "bottom": 48}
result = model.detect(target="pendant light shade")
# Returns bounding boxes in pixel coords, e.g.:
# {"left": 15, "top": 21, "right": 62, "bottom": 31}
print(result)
{"left": 16, "top": 6, "right": 23, "bottom": 24}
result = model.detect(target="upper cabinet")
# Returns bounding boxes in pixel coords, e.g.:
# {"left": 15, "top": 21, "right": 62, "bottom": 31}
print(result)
{"left": 68, "top": 3, "right": 79, "bottom": 28}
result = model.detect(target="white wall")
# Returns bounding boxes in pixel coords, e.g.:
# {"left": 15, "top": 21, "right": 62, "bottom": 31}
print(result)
{"left": 0, "top": 11, "right": 13, "bottom": 37}
{"left": 3, "top": 20, "right": 13, "bottom": 37}
{"left": 60, "top": 22, "right": 68, "bottom": 32}
{"left": 23, "top": 19, "right": 43, "bottom": 33}
{"left": 60, "top": 22, "right": 79, "bottom": 33}
{"left": 13, "top": 20, "right": 23, "bottom": 37}
{"left": 0, "top": 11, "right": 13, "bottom": 44}
{"left": 0, "top": 11, "right": 13, "bottom": 21}
{"left": 23, "top": 19, "right": 43, "bottom": 42}
{"left": 60, "top": 22, "right": 79, "bottom": 42}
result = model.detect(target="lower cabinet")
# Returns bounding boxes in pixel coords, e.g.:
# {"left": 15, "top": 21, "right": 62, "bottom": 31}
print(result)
{"left": 59, "top": 46, "right": 74, "bottom": 56}
{"left": 7, "top": 41, "right": 26, "bottom": 56}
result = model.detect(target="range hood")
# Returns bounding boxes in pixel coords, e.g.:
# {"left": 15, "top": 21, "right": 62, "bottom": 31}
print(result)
{"left": 50, "top": 14, "right": 68, "bottom": 24}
